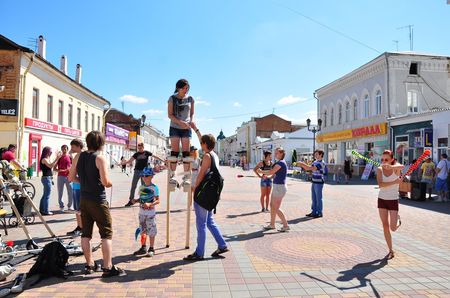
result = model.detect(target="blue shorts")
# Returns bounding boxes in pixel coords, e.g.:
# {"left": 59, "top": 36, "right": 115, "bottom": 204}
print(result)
{"left": 260, "top": 179, "right": 272, "bottom": 187}
{"left": 435, "top": 178, "right": 448, "bottom": 192}
{"left": 169, "top": 126, "right": 192, "bottom": 138}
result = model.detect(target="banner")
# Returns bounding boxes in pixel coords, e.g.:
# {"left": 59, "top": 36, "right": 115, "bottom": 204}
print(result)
{"left": 361, "top": 163, "right": 373, "bottom": 180}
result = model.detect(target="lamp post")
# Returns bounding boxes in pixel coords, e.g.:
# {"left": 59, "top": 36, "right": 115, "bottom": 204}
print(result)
{"left": 306, "top": 118, "right": 322, "bottom": 153}
{"left": 135, "top": 114, "right": 146, "bottom": 151}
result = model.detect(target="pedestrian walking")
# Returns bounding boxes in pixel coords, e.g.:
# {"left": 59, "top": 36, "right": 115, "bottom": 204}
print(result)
{"left": 420, "top": 157, "right": 435, "bottom": 200}
{"left": 167, "top": 79, "right": 195, "bottom": 187}
{"left": 123, "top": 143, "right": 163, "bottom": 207}
{"left": 344, "top": 157, "right": 352, "bottom": 184}
{"left": 39, "top": 147, "right": 61, "bottom": 215}
{"left": 66, "top": 138, "right": 84, "bottom": 236}
{"left": 69, "top": 130, "right": 125, "bottom": 277}
{"left": 132, "top": 167, "right": 159, "bottom": 257}
{"left": 376, "top": 150, "right": 404, "bottom": 259}
{"left": 54, "top": 145, "right": 74, "bottom": 211}
{"left": 259, "top": 147, "right": 290, "bottom": 232}
{"left": 253, "top": 151, "right": 273, "bottom": 212}
{"left": 298, "top": 149, "right": 327, "bottom": 218}
{"left": 435, "top": 153, "right": 449, "bottom": 202}
{"left": 184, "top": 134, "right": 228, "bottom": 261}
{"left": 120, "top": 156, "right": 126, "bottom": 173}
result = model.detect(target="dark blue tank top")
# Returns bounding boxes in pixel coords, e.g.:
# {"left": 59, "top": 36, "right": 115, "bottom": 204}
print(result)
{"left": 77, "top": 151, "right": 106, "bottom": 202}
{"left": 273, "top": 160, "right": 287, "bottom": 185}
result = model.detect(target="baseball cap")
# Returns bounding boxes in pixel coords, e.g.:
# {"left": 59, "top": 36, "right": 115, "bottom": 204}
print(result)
{"left": 140, "top": 167, "right": 154, "bottom": 177}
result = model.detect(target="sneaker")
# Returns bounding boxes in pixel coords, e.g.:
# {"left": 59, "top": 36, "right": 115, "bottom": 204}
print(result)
{"left": 59, "top": 207, "right": 65, "bottom": 212}
{"left": 102, "top": 265, "right": 126, "bottom": 278}
{"left": 124, "top": 201, "right": 133, "bottom": 207}
{"left": 84, "top": 262, "right": 101, "bottom": 275}
{"left": 305, "top": 212, "right": 314, "bottom": 217}
{"left": 147, "top": 247, "right": 155, "bottom": 257}
{"left": 183, "top": 253, "right": 204, "bottom": 261}
{"left": 278, "top": 226, "right": 290, "bottom": 232}
{"left": 313, "top": 214, "right": 323, "bottom": 218}
{"left": 265, "top": 208, "right": 269, "bottom": 212}
{"left": 211, "top": 247, "right": 229, "bottom": 257}
{"left": 181, "top": 179, "right": 191, "bottom": 186}
{"left": 67, "top": 207, "right": 75, "bottom": 212}
{"left": 133, "top": 246, "right": 147, "bottom": 256}
{"left": 263, "top": 224, "right": 275, "bottom": 230}
{"left": 66, "top": 226, "right": 82, "bottom": 236}
{"left": 261, "top": 208, "right": 265, "bottom": 212}
{"left": 41, "top": 211, "right": 53, "bottom": 216}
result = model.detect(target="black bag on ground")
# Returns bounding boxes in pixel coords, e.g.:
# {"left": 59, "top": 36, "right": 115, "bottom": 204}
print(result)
{"left": 27, "top": 241, "right": 73, "bottom": 285}
{"left": 194, "top": 153, "right": 224, "bottom": 214}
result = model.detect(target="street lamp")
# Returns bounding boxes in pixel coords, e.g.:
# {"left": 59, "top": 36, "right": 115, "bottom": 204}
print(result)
{"left": 306, "top": 118, "right": 322, "bottom": 153}
{"left": 135, "top": 114, "right": 147, "bottom": 150}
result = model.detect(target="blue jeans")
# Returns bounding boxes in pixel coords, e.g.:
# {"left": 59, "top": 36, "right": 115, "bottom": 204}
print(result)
{"left": 128, "top": 170, "right": 143, "bottom": 201}
{"left": 39, "top": 176, "right": 52, "bottom": 214}
{"left": 57, "top": 176, "right": 73, "bottom": 209}
{"left": 311, "top": 183, "right": 324, "bottom": 215}
{"left": 73, "top": 189, "right": 81, "bottom": 211}
{"left": 194, "top": 201, "right": 227, "bottom": 257}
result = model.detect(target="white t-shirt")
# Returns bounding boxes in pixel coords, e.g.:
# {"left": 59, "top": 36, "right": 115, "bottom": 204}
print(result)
{"left": 436, "top": 159, "right": 450, "bottom": 180}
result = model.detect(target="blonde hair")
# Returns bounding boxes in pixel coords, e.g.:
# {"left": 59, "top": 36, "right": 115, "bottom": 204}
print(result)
{"left": 275, "top": 147, "right": 285, "bottom": 159}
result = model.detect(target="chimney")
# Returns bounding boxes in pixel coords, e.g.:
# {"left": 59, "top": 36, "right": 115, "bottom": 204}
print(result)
{"left": 75, "top": 64, "right": 82, "bottom": 84}
{"left": 37, "top": 35, "right": 46, "bottom": 59}
{"left": 60, "top": 55, "right": 67, "bottom": 75}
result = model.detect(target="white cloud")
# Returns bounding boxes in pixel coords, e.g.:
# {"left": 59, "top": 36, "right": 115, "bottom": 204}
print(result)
{"left": 196, "top": 98, "right": 211, "bottom": 106}
{"left": 277, "top": 95, "right": 307, "bottom": 106}
{"left": 233, "top": 102, "right": 242, "bottom": 108}
{"left": 143, "top": 109, "right": 164, "bottom": 116}
{"left": 120, "top": 94, "right": 149, "bottom": 104}
{"left": 278, "top": 114, "right": 304, "bottom": 125}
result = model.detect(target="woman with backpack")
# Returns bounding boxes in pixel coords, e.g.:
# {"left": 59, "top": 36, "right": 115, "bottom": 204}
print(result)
{"left": 253, "top": 151, "right": 273, "bottom": 212}
{"left": 184, "top": 134, "right": 228, "bottom": 261}
{"left": 258, "top": 147, "right": 290, "bottom": 232}
{"left": 39, "top": 147, "right": 61, "bottom": 215}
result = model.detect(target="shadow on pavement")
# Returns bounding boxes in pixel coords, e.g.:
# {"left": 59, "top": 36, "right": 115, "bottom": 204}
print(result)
{"left": 288, "top": 216, "right": 314, "bottom": 225}
{"left": 226, "top": 211, "right": 261, "bottom": 218}
{"left": 223, "top": 229, "right": 279, "bottom": 242}
{"left": 399, "top": 198, "right": 450, "bottom": 215}
{"left": 302, "top": 257, "right": 388, "bottom": 298}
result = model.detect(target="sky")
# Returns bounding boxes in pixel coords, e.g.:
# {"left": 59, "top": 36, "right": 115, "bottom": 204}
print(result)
{"left": 2, "top": 0, "right": 450, "bottom": 147}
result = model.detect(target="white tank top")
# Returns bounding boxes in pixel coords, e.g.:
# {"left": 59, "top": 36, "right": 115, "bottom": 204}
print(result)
{"left": 378, "top": 168, "right": 399, "bottom": 200}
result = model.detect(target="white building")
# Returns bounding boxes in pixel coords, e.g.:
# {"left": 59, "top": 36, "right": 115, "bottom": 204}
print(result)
{"left": 0, "top": 35, "right": 108, "bottom": 175}
{"left": 218, "top": 134, "right": 238, "bottom": 166}
{"left": 316, "top": 52, "right": 450, "bottom": 173}
{"left": 142, "top": 125, "right": 167, "bottom": 159}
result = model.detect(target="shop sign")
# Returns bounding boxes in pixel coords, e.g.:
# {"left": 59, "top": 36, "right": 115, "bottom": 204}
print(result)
{"left": 105, "top": 123, "right": 129, "bottom": 140}
{"left": 0, "top": 99, "right": 18, "bottom": 116}
{"left": 424, "top": 129, "right": 433, "bottom": 147}
{"left": 317, "top": 123, "right": 387, "bottom": 143}
{"left": 106, "top": 135, "right": 127, "bottom": 145}
{"left": 61, "top": 126, "right": 82, "bottom": 137}
{"left": 128, "top": 131, "right": 144, "bottom": 150}
{"left": 24, "top": 118, "right": 58, "bottom": 132}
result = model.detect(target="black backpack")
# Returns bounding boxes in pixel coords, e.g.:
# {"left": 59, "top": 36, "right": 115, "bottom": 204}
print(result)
{"left": 194, "top": 153, "right": 224, "bottom": 214}
{"left": 28, "top": 241, "right": 73, "bottom": 285}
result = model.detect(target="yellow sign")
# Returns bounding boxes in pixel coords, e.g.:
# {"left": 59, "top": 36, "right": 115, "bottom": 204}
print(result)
{"left": 317, "top": 123, "right": 387, "bottom": 143}
{"left": 128, "top": 131, "right": 144, "bottom": 150}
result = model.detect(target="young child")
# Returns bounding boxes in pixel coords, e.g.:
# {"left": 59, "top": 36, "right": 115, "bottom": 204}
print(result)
{"left": 132, "top": 167, "right": 160, "bottom": 257}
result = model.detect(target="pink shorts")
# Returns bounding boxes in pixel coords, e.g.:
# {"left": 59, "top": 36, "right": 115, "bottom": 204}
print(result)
{"left": 377, "top": 198, "right": 399, "bottom": 211}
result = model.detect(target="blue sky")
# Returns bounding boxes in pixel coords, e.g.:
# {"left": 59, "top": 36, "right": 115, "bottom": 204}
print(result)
{"left": 2, "top": 0, "right": 450, "bottom": 146}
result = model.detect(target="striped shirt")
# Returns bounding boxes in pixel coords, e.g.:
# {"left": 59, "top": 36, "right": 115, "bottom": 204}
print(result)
{"left": 311, "top": 160, "right": 326, "bottom": 184}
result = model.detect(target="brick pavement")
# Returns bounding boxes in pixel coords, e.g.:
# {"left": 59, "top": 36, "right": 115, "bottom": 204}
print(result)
{"left": 1, "top": 166, "right": 450, "bottom": 297}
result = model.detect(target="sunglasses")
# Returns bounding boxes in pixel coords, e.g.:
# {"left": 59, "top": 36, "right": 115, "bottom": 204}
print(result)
{"left": 381, "top": 158, "right": 390, "bottom": 162}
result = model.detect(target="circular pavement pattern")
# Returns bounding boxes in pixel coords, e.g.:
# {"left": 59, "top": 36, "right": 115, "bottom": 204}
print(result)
{"left": 246, "top": 231, "right": 387, "bottom": 267}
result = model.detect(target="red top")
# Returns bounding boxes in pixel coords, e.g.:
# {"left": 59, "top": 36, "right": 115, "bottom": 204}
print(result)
{"left": 2, "top": 151, "right": 15, "bottom": 162}
{"left": 57, "top": 155, "right": 72, "bottom": 177}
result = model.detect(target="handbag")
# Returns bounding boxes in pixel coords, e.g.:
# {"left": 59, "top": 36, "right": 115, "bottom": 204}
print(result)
{"left": 194, "top": 154, "right": 224, "bottom": 213}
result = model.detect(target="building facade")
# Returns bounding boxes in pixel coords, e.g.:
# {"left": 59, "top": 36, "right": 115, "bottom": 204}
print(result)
{"left": 0, "top": 35, "right": 108, "bottom": 175}
{"left": 316, "top": 52, "right": 450, "bottom": 173}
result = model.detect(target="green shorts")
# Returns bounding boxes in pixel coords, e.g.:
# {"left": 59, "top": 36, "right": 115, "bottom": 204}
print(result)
{"left": 80, "top": 199, "right": 113, "bottom": 240}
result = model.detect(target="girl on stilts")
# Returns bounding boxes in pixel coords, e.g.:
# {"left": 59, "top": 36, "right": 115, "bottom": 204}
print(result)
{"left": 377, "top": 150, "right": 404, "bottom": 259}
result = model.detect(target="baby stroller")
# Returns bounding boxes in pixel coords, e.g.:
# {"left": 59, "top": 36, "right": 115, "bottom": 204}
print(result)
{"left": 8, "top": 191, "right": 35, "bottom": 227}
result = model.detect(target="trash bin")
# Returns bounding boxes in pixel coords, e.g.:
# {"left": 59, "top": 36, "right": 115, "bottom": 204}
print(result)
{"left": 411, "top": 181, "right": 427, "bottom": 201}
{"left": 26, "top": 167, "right": 34, "bottom": 179}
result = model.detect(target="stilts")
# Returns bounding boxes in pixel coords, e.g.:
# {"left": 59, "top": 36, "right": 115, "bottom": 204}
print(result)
{"left": 181, "top": 157, "right": 193, "bottom": 249}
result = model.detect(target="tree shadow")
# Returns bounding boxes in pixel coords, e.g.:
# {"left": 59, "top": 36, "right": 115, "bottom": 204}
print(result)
{"left": 302, "top": 257, "right": 388, "bottom": 298}
{"left": 227, "top": 211, "right": 261, "bottom": 218}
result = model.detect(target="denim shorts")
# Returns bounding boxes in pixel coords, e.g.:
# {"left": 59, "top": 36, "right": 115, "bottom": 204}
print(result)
{"left": 436, "top": 178, "right": 448, "bottom": 192}
{"left": 260, "top": 179, "right": 272, "bottom": 187}
{"left": 169, "top": 126, "right": 192, "bottom": 138}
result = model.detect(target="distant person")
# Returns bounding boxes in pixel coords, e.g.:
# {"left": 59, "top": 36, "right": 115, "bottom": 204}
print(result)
{"left": 344, "top": 157, "right": 352, "bottom": 184}
{"left": 376, "top": 150, "right": 404, "bottom": 259}
{"left": 253, "top": 151, "right": 273, "bottom": 212}
{"left": 2, "top": 144, "right": 26, "bottom": 171}
{"left": 297, "top": 150, "right": 327, "bottom": 218}
{"left": 39, "top": 147, "right": 61, "bottom": 215}
{"left": 54, "top": 144, "right": 74, "bottom": 211}
{"left": 67, "top": 138, "right": 84, "bottom": 236}
{"left": 259, "top": 147, "right": 290, "bottom": 232}
{"left": 120, "top": 156, "right": 126, "bottom": 173}
{"left": 435, "top": 153, "right": 449, "bottom": 202}
{"left": 420, "top": 157, "right": 435, "bottom": 200}
{"left": 69, "top": 131, "right": 125, "bottom": 277}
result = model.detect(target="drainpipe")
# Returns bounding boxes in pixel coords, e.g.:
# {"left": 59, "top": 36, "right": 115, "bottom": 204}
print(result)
{"left": 384, "top": 53, "right": 393, "bottom": 151}
{"left": 18, "top": 53, "right": 34, "bottom": 163}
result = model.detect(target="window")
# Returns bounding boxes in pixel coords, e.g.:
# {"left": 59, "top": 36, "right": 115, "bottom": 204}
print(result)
{"left": 407, "top": 91, "right": 418, "bottom": 113}
{"left": 68, "top": 104, "right": 73, "bottom": 128}
{"left": 353, "top": 99, "right": 358, "bottom": 120}
{"left": 323, "top": 110, "right": 327, "bottom": 127}
{"left": 32, "top": 88, "right": 39, "bottom": 119}
{"left": 47, "top": 95, "right": 53, "bottom": 122}
{"left": 77, "top": 108, "right": 81, "bottom": 130}
{"left": 58, "top": 100, "right": 64, "bottom": 125}
{"left": 91, "top": 113, "right": 95, "bottom": 132}
{"left": 338, "top": 103, "right": 342, "bottom": 124}
{"left": 84, "top": 111, "right": 88, "bottom": 132}
{"left": 345, "top": 102, "right": 351, "bottom": 122}
{"left": 364, "top": 95, "right": 370, "bottom": 117}
{"left": 97, "top": 116, "right": 101, "bottom": 131}
{"left": 330, "top": 108, "right": 334, "bottom": 126}
{"left": 375, "top": 91, "right": 382, "bottom": 115}
{"left": 409, "top": 62, "right": 418, "bottom": 75}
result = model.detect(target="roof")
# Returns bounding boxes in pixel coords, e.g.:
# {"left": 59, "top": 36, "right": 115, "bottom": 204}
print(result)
{"left": 0, "top": 34, "right": 110, "bottom": 106}
{"left": 388, "top": 107, "right": 450, "bottom": 122}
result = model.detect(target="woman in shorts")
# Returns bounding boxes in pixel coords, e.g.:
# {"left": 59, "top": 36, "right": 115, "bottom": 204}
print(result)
{"left": 253, "top": 151, "right": 273, "bottom": 212}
